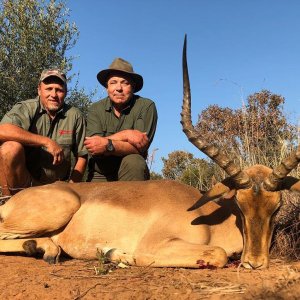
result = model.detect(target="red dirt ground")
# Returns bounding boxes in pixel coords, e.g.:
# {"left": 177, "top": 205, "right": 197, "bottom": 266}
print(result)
{"left": 0, "top": 255, "right": 299, "bottom": 300}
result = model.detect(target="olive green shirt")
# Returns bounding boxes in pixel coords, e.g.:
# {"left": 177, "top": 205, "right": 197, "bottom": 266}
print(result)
{"left": 1, "top": 97, "right": 87, "bottom": 183}
{"left": 86, "top": 95, "right": 158, "bottom": 176}
{"left": 87, "top": 95, "right": 157, "bottom": 144}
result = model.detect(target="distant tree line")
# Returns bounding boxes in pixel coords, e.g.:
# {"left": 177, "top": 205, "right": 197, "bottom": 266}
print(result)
{"left": 151, "top": 90, "right": 298, "bottom": 191}
{"left": 0, "top": 0, "right": 94, "bottom": 119}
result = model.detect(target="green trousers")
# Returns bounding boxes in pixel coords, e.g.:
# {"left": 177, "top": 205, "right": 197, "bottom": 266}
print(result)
{"left": 87, "top": 154, "right": 150, "bottom": 182}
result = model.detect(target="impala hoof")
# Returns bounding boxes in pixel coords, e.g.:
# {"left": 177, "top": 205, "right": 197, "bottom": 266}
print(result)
{"left": 22, "top": 240, "right": 43, "bottom": 256}
{"left": 22, "top": 239, "right": 61, "bottom": 264}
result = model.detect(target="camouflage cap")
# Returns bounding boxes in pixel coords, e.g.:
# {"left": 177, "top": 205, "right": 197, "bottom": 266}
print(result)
{"left": 39, "top": 68, "right": 67, "bottom": 86}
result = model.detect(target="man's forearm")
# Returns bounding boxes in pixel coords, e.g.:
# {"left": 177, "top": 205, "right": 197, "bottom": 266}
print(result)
{"left": 0, "top": 124, "right": 48, "bottom": 147}
{"left": 105, "top": 139, "right": 140, "bottom": 156}
{"left": 109, "top": 130, "right": 130, "bottom": 142}
{"left": 84, "top": 130, "right": 149, "bottom": 157}
{"left": 109, "top": 129, "right": 149, "bottom": 152}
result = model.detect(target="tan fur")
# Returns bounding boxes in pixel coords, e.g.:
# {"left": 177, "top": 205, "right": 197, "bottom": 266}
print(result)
{"left": 0, "top": 180, "right": 244, "bottom": 268}
{"left": 235, "top": 165, "right": 283, "bottom": 269}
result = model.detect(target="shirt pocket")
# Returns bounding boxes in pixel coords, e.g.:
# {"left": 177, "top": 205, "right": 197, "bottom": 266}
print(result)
{"left": 135, "top": 118, "right": 145, "bottom": 132}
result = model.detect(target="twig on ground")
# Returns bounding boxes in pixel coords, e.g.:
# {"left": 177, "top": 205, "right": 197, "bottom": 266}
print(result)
{"left": 73, "top": 283, "right": 103, "bottom": 300}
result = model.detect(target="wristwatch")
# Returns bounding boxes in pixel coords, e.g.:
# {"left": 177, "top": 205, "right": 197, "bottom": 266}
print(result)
{"left": 106, "top": 139, "right": 115, "bottom": 152}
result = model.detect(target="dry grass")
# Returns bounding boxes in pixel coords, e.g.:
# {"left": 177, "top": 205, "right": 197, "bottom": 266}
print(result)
{"left": 246, "top": 265, "right": 300, "bottom": 300}
{"left": 271, "top": 190, "right": 300, "bottom": 262}
{"left": 271, "top": 221, "right": 300, "bottom": 261}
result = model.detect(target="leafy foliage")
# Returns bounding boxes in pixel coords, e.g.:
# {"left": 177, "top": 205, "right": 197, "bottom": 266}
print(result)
{"left": 0, "top": 0, "right": 92, "bottom": 118}
{"left": 150, "top": 171, "right": 163, "bottom": 180}
{"left": 161, "top": 150, "right": 216, "bottom": 190}
{"left": 195, "top": 90, "right": 298, "bottom": 170}
{"left": 65, "top": 77, "right": 96, "bottom": 118}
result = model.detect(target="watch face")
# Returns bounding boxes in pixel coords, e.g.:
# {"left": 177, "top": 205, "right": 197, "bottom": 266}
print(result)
{"left": 106, "top": 139, "right": 115, "bottom": 152}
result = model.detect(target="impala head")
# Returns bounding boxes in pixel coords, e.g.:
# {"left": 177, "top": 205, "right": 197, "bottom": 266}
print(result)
{"left": 181, "top": 35, "right": 300, "bottom": 269}
{"left": 235, "top": 165, "right": 281, "bottom": 269}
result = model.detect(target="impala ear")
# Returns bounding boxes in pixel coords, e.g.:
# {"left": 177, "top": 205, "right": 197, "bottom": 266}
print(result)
{"left": 207, "top": 181, "right": 236, "bottom": 199}
{"left": 222, "top": 189, "right": 237, "bottom": 199}
{"left": 188, "top": 178, "right": 235, "bottom": 211}
{"left": 291, "top": 181, "right": 300, "bottom": 193}
{"left": 205, "top": 182, "right": 231, "bottom": 199}
{"left": 280, "top": 176, "right": 300, "bottom": 193}
{"left": 289, "top": 180, "right": 300, "bottom": 193}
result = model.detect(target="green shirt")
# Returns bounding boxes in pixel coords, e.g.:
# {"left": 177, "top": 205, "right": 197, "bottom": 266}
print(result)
{"left": 87, "top": 95, "right": 157, "bottom": 145}
{"left": 1, "top": 97, "right": 87, "bottom": 182}
{"left": 86, "top": 95, "right": 157, "bottom": 177}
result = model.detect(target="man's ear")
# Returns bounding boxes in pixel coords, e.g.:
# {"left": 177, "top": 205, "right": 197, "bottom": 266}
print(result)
{"left": 38, "top": 82, "right": 42, "bottom": 96}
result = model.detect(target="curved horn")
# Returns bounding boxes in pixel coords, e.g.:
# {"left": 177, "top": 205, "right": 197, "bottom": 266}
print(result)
{"left": 263, "top": 145, "right": 300, "bottom": 191}
{"left": 180, "top": 35, "right": 251, "bottom": 189}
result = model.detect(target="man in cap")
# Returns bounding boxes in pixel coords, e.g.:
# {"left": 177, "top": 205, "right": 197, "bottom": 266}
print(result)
{"left": 0, "top": 68, "right": 88, "bottom": 196}
{"left": 85, "top": 58, "right": 157, "bottom": 181}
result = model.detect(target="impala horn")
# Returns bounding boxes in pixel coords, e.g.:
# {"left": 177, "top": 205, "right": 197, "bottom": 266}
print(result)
{"left": 180, "top": 35, "right": 251, "bottom": 189}
{"left": 264, "top": 145, "right": 300, "bottom": 191}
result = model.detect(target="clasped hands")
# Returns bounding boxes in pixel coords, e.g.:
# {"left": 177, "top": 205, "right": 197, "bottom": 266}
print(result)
{"left": 84, "top": 130, "right": 149, "bottom": 156}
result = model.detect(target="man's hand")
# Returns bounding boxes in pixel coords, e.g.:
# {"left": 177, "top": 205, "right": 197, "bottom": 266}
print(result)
{"left": 85, "top": 131, "right": 149, "bottom": 157}
{"left": 84, "top": 136, "right": 108, "bottom": 156}
{"left": 44, "top": 139, "right": 64, "bottom": 165}
{"left": 125, "top": 130, "right": 149, "bottom": 152}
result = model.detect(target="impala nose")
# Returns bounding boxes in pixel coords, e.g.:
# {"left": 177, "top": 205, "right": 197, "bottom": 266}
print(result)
{"left": 243, "top": 261, "right": 263, "bottom": 269}
{"left": 242, "top": 257, "right": 268, "bottom": 269}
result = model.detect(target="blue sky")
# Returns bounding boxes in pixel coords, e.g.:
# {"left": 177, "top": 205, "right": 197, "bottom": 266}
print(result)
{"left": 67, "top": 0, "right": 300, "bottom": 173}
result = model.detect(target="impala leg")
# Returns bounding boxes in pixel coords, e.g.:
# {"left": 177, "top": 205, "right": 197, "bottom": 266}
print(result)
{"left": 105, "top": 239, "right": 228, "bottom": 268}
{"left": 0, "top": 238, "right": 60, "bottom": 264}
{"left": 0, "top": 185, "right": 81, "bottom": 238}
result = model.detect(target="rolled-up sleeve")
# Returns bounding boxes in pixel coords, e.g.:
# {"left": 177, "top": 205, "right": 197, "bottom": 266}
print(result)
{"left": 0, "top": 103, "right": 31, "bottom": 130}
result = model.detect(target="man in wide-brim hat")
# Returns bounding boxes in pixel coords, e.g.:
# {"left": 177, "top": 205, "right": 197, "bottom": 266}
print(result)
{"left": 84, "top": 57, "right": 158, "bottom": 182}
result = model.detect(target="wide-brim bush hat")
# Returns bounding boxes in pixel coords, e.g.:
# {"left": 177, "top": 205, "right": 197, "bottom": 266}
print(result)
{"left": 97, "top": 58, "right": 143, "bottom": 92}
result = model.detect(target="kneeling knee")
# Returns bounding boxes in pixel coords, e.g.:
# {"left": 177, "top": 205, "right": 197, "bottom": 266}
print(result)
{"left": 0, "top": 141, "right": 25, "bottom": 159}
{"left": 119, "top": 154, "right": 149, "bottom": 181}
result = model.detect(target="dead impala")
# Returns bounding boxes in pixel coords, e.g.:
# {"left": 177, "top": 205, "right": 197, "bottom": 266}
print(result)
{"left": 0, "top": 36, "right": 299, "bottom": 269}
